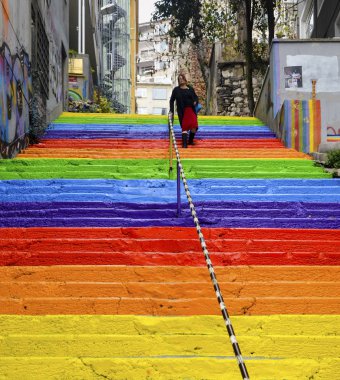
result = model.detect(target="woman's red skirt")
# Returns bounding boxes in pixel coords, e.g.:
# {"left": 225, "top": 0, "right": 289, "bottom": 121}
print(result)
{"left": 181, "top": 106, "right": 198, "bottom": 131}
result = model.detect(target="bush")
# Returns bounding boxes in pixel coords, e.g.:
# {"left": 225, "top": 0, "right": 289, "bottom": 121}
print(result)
{"left": 325, "top": 150, "right": 340, "bottom": 169}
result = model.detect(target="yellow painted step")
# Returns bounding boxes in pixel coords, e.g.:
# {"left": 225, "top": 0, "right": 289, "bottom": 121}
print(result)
{"left": 1, "top": 316, "right": 340, "bottom": 379}
{"left": 1, "top": 334, "right": 340, "bottom": 359}
{"left": 0, "top": 315, "right": 339, "bottom": 336}
{"left": 0, "top": 357, "right": 339, "bottom": 380}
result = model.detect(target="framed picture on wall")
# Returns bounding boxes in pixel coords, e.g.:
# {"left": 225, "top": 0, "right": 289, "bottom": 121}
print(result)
{"left": 284, "top": 66, "right": 303, "bottom": 88}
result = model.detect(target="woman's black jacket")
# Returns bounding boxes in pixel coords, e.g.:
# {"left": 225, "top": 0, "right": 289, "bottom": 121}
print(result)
{"left": 169, "top": 86, "right": 198, "bottom": 125}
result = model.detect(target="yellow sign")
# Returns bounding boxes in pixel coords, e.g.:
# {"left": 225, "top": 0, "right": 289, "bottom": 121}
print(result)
{"left": 69, "top": 58, "right": 83, "bottom": 75}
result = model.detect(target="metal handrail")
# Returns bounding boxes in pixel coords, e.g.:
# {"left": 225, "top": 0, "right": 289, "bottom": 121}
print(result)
{"left": 168, "top": 112, "right": 250, "bottom": 380}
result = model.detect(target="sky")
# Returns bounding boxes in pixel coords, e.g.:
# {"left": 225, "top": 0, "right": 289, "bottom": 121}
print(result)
{"left": 139, "top": 0, "right": 156, "bottom": 23}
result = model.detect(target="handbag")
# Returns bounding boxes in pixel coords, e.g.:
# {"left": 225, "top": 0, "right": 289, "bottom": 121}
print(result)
{"left": 195, "top": 103, "right": 202, "bottom": 114}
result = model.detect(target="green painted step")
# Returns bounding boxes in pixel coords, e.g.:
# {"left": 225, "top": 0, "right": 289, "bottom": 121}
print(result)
{"left": 0, "top": 159, "right": 169, "bottom": 180}
{"left": 181, "top": 159, "right": 331, "bottom": 179}
{"left": 0, "top": 159, "right": 330, "bottom": 180}
{"left": 53, "top": 115, "right": 265, "bottom": 126}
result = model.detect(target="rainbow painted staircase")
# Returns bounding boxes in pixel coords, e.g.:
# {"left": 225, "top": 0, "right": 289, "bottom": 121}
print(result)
{"left": 0, "top": 112, "right": 340, "bottom": 379}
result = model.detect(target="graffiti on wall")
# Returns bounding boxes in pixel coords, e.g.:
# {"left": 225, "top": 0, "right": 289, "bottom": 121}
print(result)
{"left": 0, "top": 42, "right": 32, "bottom": 156}
{"left": 327, "top": 126, "right": 340, "bottom": 142}
{"left": 50, "top": 42, "right": 62, "bottom": 102}
{"left": 280, "top": 99, "right": 321, "bottom": 153}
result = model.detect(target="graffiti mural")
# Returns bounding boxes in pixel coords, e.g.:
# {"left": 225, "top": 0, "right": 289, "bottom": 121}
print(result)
{"left": 327, "top": 126, "right": 340, "bottom": 142}
{"left": 280, "top": 99, "right": 321, "bottom": 153}
{"left": 50, "top": 42, "right": 62, "bottom": 102}
{"left": 0, "top": 42, "right": 31, "bottom": 157}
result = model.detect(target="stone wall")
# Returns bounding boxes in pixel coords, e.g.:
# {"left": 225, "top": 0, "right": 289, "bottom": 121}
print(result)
{"left": 217, "top": 62, "right": 264, "bottom": 116}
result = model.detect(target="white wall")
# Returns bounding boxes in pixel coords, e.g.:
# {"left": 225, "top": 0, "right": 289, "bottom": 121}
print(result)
{"left": 136, "top": 84, "right": 172, "bottom": 115}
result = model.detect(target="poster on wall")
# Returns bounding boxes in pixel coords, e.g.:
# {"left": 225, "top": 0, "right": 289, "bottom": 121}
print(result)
{"left": 284, "top": 66, "right": 303, "bottom": 88}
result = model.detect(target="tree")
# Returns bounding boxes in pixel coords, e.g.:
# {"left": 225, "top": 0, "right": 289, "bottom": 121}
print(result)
{"left": 153, "top": 0, "right": 209, "bottom": 90}
{"left": 263, "top": 0, "right": 275, "bottom": 46}
{"left": 229, "top": 0, "right": 273, "bottom": 114}
{"left": 153, "top": 0, "right": 282, "bottom": 115}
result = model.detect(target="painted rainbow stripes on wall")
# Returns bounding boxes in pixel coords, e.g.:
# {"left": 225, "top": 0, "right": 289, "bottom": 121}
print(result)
{"left": 0, "top": 112, "right": 340, "bottom": 379}
{"left": 327, "top": 125, "right": 340, "bottom": 143}
{"left": 282, "top": 99, "right": 321, "bottom": 153}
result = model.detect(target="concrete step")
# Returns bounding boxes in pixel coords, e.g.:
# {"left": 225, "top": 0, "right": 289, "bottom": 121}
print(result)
{"left": 19, "top": 148, "right": 309, "bottom": 159}
{"left": 0, "top": 201, "right": 339, "bottom": 229}
{"left": 1, "top": 226, "right": 339, "bottom": 265}
{"left": 1, "top": 356, "right": 339, "bottom": 379}
{"left": 35, "top": 138, "right": 285, "bottom": 149}
{"left": 0, "top": 159, "right": 331, "bottom": 180}
{"left": 3, "top": 309, "right": 337, "bottom": 378}
{"left": 0, "top": 266, "right": 339, "bottom": 312}
{"left": 0, "top": 179, "right": 339, "bottom": 202}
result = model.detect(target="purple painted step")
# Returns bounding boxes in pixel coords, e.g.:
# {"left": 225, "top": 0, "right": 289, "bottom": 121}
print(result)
{"left": 0, "top": 202, "right": 339, "bottom": 229}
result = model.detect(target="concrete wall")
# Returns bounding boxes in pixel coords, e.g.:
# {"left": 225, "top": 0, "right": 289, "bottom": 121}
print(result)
{"left": 255, "top": 39, "right": 340, "bottom": 151}
{"left": 0, "top": 0, "right": 68, "bottom": 158}
{"left": 0, "top": 0, "right": 32, "bottom": 156}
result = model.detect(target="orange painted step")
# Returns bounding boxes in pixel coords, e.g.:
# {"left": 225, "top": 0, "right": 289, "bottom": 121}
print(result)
{"left": 1, "top": 266, "right": 339, "bottom": 315}
{"left": 2, "top": 279, "right": 339, "bottom": 298}
{"left": 1, "top": 293, "right": 339, "bottom": 315}
{"left": 2, "top": 265, "right": 338, "bottom": 283}
{"left": 19, "top": 148, "right": 309, "bottom": 159}
{"left": 35, "top": 138, "right": 285, "bottom": 149}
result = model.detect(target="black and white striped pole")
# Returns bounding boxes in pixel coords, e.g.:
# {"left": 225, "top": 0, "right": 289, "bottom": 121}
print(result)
{"left": 168, "top": 113, "right": 250, "bottom": 380}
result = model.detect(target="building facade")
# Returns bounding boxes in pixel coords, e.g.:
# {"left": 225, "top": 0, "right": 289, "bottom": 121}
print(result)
{"left": 298, "top": 0, "right": 340, "bottom": 38}
{"left": 69, "top": 0, "right": 103, "bottom": 102}
{"left": 0, "top": 0, "right": 69, "bottom": 158}
{"left": 99, "top": 0, "right": 138, "bottom": 113}
{"left": 136, "top": 20, "right": 179, "bottom": 115}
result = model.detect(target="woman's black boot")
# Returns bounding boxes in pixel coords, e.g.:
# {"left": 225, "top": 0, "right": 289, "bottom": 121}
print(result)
{"left": 188, "top": 131, "right": 195, "bottom": 145}
{"left": 182, "top": 133, "right": 188, "bottom": 148}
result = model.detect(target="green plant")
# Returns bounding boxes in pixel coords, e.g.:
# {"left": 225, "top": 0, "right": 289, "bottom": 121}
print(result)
{"left": 69, "top": 49, "right": 78, "bottom": 58}
{"left": 98, "top": 96, "right": 114, "bottom": 113}
{"left": 325, "top": 150, "right": 340, "bottom": 169}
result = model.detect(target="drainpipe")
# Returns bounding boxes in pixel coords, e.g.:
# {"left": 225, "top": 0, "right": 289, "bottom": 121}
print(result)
{"left": 82, "top": 0, "right": 85, "bottom": 54}
{"left": 78, "top": 0, "right": 82, "bottom": 54}
{"left": 78, "top": 0, "right": 86, "bottom": 54}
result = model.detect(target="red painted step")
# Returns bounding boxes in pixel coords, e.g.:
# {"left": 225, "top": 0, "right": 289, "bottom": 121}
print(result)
{"left": 1, "top": 227, "right": 339, "bottom": 266}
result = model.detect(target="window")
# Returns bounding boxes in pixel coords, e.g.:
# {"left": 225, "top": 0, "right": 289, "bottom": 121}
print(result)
{"left": 155, "top": 60, "right": 169, "bottom": 71}
{"left": 152, "top": 88, "right": 167, "bottom": 100}
{"left": 154, "top": 24, "right": 168, "bottom": 36}
{"left": 154, "top": 41, "right": 168, "bottom": 53}
{"left": 136, "top": 88, "right": 147, "bottom": 98}
{"left": 31, "top": 4, "right": 49, "bottom": 97}
{"left": 141, "top": 66, "right": 154, "bottom": 75}
{"left": 153, "top": 107, "right": 167, "bottom": 115}
{"left": 141, "top": 49, "right": 155, "bottom": 59}
{"left": 138, "top": 107, "right": 148, "bottom": 114}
